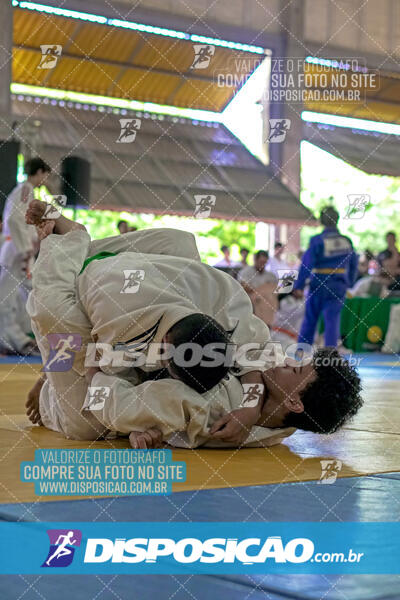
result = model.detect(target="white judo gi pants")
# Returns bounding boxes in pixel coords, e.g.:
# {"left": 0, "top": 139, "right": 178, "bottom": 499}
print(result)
{"left": 0, "top": 253, "right": 33, "bottom": 352}
{"left": 27, "top": 228, "right": 200, "bottom": 440}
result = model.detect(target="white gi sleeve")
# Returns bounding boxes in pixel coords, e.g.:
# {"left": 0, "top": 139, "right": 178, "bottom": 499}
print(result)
{"left": 89, "top": 372, "right": 211, "bottom": 446}
{"left": 90, "top": 371, "right": 295, "bottom": 448}
{"left": 7, "top": 184, "right": 35, "bottom": 255}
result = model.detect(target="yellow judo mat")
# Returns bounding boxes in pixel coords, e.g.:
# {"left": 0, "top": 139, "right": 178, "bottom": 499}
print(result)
{"left": 0, "top": 361, "right": 399, "bottom": 504}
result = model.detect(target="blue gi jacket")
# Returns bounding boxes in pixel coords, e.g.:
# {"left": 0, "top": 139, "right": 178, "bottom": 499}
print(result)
{"left": 294, "top": 227, "right": 359, "bottom": 297}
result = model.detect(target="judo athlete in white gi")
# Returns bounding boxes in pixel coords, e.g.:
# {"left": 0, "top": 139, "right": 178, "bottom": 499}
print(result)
{"left": 0, "top": 158, "right": 51, "bottom": 353}
{"left": 25, "top": 201, "right": 363, "bottom": 448}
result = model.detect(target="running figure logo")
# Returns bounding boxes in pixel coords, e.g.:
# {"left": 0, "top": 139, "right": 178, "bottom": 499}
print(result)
{"left": 121, "top": 269, "right": 145, "bottom": 294}
{"left": 194, "top": 194, "right": 216, "bottom": 218}
{"left": 42, "top": 204, "right": 62, "bottom": 221}
{"left": 319, "top": 459, "right": 342, "bottom": 484}
{"left": 267, "top": 119, "right": 291, "bottom": 143}
{"left": 44, "top": 194, "right": 67, "bottom": 207}
{"left": 346, "top": 194, "right": 370, "bottom": 219}
{"left": 116, "top": 118, "right": 142, "bottom": 143}
{"left": 190, "top": 44, "right": 215, "bottom": 69}
{"left": 275, "top": 269, "right": 299, "bottom": 294}
{"left": 82, "top": 386, "right": 111, "bottom": 411}
{"left": 42, "top": 529, "right": 82, "bottom": 567}
{"left": 42, "top": 334, "right": 82, "bottom": 372}
{"left": 241, "top": 383, "right": 264, "bottom": 408}
{"left": 38, "top": 45, "right": 62, "bottom": 69}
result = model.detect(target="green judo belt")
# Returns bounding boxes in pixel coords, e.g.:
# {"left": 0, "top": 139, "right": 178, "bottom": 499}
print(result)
{"left": 79, "top": 251, "right": 117, "bottom": 274}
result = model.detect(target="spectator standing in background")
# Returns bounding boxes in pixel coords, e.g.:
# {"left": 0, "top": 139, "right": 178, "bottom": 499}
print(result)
{"left": 377, "top": 232, "right": 400, "bottom": 279}
{"left": 267, "top": 242, "right": 290, "bottom": 276}
{"left": 238, "top": 250, "right": 278, "bottom": 326}
{"left": 117, "top": 220, "right": 129, "bottom": 235}
{"left": 0, "top": 218, "right": 5, "bottom": 252}
{"left": 377, "top": 232, "right": 400, "bottom": 266}
{"left": 240, "top": 247, "right": 249, "bottom": 267}
{"left": 356, "top": 249, "right": 374, "bottom": 282}
{"left": 214, "top": 245, "right": 240, "bottom": 268}
{"left": 0, "top": 157, "right": 51, "bottom": 354}
{"left": 293, "top": 206, "right": 358, "bottom": 347}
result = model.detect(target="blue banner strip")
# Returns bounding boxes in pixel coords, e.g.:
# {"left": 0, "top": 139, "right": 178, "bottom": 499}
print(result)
{"left": 0, "top": 522, "right": 399, "bottom": 574}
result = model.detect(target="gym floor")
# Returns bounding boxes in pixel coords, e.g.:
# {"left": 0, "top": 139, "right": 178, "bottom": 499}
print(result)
{"left": 1, "top": 353, "right": 399, "bottom": 599}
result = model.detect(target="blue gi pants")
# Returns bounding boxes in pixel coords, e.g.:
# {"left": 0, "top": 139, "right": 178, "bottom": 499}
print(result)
{"left": 298, "top": 288, "right": 344, "bottom": 346}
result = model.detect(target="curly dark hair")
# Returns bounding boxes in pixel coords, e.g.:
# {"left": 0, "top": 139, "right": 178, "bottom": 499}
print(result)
{"left": 283, "top": 347, "right": 363, "bottom": 433}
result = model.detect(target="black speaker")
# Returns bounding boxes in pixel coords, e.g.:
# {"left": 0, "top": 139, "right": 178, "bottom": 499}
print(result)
{"left": 61, "top": 156, "right": 90, "bottom": 207}
{"left": 0, "top": 140, "right": 20, "bottom": 213}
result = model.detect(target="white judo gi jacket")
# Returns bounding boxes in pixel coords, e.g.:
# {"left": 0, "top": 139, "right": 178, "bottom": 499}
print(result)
{"left": 77, "top": 242, "right": 271, "bottom": 377}
{"left": 28, "top": 228, "right": 295, "bottom": 447}
{"left": 0, "top": 182, "right": 37, "bottom": 267}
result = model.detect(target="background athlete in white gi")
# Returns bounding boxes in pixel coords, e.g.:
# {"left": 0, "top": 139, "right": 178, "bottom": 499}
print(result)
{"left": 0, "top": 158, "right": 51, "bottom": 353}
{"left": 25, "top": 200, "right": 363, "bottom": 448}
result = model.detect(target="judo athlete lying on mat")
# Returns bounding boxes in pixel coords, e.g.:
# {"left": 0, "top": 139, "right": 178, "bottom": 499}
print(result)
{"left": 25, "top": 201, "right": 363, "bottom": 448}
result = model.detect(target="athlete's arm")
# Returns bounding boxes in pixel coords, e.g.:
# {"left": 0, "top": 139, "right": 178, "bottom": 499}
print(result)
{"left": 294, "top": 244, "right": 315, "bottom": 291}
{"left": 209, "top": 371, "right": 265, "bottom": 445}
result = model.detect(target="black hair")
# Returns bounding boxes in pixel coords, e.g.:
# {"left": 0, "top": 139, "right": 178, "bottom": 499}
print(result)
{"left": 320, "top": 206, "right": 339, "bottom": 227}
{"left": 167, "top": 313, "right": 231, "bottom": 393}
{"left": 24, "top": 157, "right": 51, "bottom": 176}
{"left": 255, "top": 250, "right": 268, "bottom": 260}
{"left": 386, "top": 231, "right": 396, "bottom": 239}
{"left": 283, "top": 347, "right": 363, "bottom": 433}
{"left": 240, "top": 247, "right": 249, "bottom": 254}
{"left": 221, "top": 245, "right": 229, "bottom": 252}
{"left": 363, "top": 249, "right": 374, "bottom": 262}
{"left": 274, "top": 242, "right": 283, "bottom": 249}
{"left": 117, "top": 220, "right": 129, "bottom": 232}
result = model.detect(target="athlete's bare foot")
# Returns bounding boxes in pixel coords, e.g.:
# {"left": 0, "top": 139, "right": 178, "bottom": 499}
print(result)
{"left": 26, "top": 200, "right": 86, "bottom": 235}
{"left": 25, "top": 199, "right": 47, "bottom": 225}
{"left": 129, "top": 428, "right": 163, "bottom": 449}
{"left": 25, "top": 376, "right": 45, "bottom": 425}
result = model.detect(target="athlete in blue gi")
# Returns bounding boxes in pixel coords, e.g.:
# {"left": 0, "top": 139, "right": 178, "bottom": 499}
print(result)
{"left": 293, "top": 206, "right": 358, "bottom": 346}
